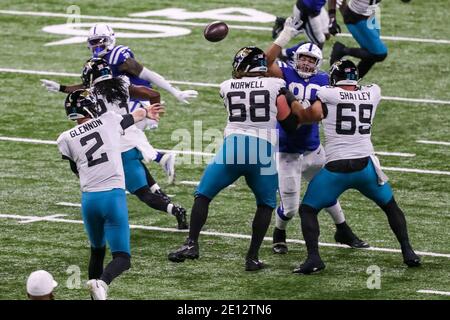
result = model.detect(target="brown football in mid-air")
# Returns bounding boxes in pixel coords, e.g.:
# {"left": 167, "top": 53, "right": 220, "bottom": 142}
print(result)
{"left": 204, "top": 21, "right": 229, "bottom": 42}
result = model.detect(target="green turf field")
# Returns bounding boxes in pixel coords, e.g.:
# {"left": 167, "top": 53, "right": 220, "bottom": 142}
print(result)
{"left": 0, "top": 0, "right": 449, "bottom": 300}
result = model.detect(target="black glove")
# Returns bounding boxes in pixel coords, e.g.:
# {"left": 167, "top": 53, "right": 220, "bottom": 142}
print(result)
{"left": 279, "top": 87, "right": 297, "bottom": 106}
{"left": 328, "top": 16, "right": 341, "bottom": 36}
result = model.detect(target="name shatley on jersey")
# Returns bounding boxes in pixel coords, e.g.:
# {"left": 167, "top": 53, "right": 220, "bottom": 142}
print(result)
{"left": 339, "top": 91, "right": 372, "bottom": 101}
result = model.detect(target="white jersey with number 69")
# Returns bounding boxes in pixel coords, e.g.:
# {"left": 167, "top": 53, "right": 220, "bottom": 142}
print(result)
{"left": 57, "top": 112, "right": 126, "bottom": 192}
{"left": 317, "top": 84, "right": 382, "bottom": 163}
{"left": 220, "top": 76, "right": 286, "bottom": 145}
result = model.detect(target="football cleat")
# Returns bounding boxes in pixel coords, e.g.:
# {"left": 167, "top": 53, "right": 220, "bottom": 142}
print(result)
{"left": 245, "top": 258, "right": 265, "bottom": 271}
{"left": 334, "top": 225, "right": 370, "bottom": 249}
{"left": 329, "top": 41, "right": 347, "bottom": 65}
{"left": 293, "top": 256, "right": 325, "bottom": 275}
{"left": 402, "top": 246, "right": 421, "bottom": 267}
{"left": 159, "top": 153, "right": 176, "bottom": 184}
{"left": 272, "top": 227, "right": 288, "bottom": 254}
{"left": 168, "top": 238, "right": 199, "bottom": 262}
{"left": 87, "top": 279, "right": 108, "bottom": 300}
{"left": 172, "top": 205, "right": 188, "bottom": 230}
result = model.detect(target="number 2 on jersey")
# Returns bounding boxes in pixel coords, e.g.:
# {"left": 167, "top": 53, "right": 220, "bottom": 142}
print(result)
{"left": 80, "top": 132, "right": 109, "bottom": 167}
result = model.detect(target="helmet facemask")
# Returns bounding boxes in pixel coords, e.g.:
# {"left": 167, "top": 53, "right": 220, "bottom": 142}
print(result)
{"left": 295, "top": 54, "right": 320, "bottom": 78}
{"left": 87, "top": 36, "right": 114, "bottom": 57}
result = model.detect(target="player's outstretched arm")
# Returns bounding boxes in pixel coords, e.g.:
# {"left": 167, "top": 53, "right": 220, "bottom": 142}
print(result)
{"left": 265, "top": 45, "right": 284, "bottom": 79}
{"left": 40, "top": 79, "right": 85, "bottom": 94}
{"left": 129, "top": 85, "right": 161, "bottom": 104}
{"left": 120, "top": 103, "right": 165, "bottom": 130}
{"left": 280, "top": 88, "right": 323, "bottom": 124}
{"left": 120, "top": 58, "right": 198, "bottom": 104}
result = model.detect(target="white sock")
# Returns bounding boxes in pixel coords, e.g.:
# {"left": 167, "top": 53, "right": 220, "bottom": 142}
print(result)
{"left": 325, "top": 202, "right": 345, "bottom": 225}
{"left": 166, "top": 203, "right": 174, "bottom": 215}
{"left": 150, "top": 184, "right": 160, "bottom": 193}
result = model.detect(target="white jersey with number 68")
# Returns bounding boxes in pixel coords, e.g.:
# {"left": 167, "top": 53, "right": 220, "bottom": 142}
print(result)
{"left": 220, "top": 76, "right": 286, "bottom": 145}
{"left": 317, "top": 84, "right": 382, "bottom": 163}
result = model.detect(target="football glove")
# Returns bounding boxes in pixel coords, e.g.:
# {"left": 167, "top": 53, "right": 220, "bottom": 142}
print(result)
{"left": 40, "top": 79, "right": 61, "bottom": 92}
{"left": 274, "top": 16, "right": 302, "bottom": 48}
{"left": 173, "top": 89, "right": 198, "bottom": 104}
{"left": 328, "top": 16, "right": 341, "bottom": 36}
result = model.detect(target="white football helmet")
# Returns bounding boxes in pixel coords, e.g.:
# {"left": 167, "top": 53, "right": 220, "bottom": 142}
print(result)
{"left": 294, "top": 43, "right": 323, "bottom": 78}
{"left": 87, "top": 23, "right": 116, "bottom": 57}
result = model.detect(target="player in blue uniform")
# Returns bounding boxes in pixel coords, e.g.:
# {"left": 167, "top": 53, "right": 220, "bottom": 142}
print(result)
{"left": 41, "top": 23, "right": 198, "bottom": 183}
{"left": 266, "top": 39, "right": 368, "bottom": 252}
{"left": 328, "top": 0, "right": 388, "bottom": 78}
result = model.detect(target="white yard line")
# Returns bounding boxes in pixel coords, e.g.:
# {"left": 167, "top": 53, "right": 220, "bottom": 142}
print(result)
{"left": 56, "top": 202, "right": 81, "bottom": 207}
{"left": 179, "top": 181, "right": 235, "bottom": 188}
{"left": 375, "top": 152, "right": 415, "bottom": 157}
{"left": 1, "top": 136, "right": 449, "bottom": 176}
{"left": 1, "top": 213, "right": 449, "bottom": 259}
{"left": 381, "top": 166, "right": 450, "bottom": 176}
{"left": 1, "top": 9, "right": 450, "bottom": 45}
{"left": 417, "top": 140, "right": 450, "bottom": 146}
{"left": 19, "top": 214, "right": 67, "bottom": 224}
{"left": 2, "top": 67, "right": 450, "bottom": 106}
{"left": 417, "top": 290, "right": 450, "bottom": 297}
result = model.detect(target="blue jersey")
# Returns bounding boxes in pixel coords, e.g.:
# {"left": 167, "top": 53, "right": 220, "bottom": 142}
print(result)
{"left": 102, "top": 45, "right": 151, "bottom": 101}
{"left": 302, "top": 0, "right": 327, "bottom": 16}
{"left": 277, "top": 61, "right": 329, "bottom": 153}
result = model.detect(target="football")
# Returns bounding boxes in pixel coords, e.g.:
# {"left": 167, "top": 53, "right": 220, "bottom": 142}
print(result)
{"left": 204, "top": 21, "right": 229, "bottom": 42}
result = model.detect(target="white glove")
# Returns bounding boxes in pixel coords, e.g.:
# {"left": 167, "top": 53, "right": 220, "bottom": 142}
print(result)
{"left": 40, "top": 79, "right": 60, "bottom": 93}
{"left": 274, "top": 16, "right": 302, "bottom": 48}
{"left": 173, "top": 89, "right": 198, "bottom": 104}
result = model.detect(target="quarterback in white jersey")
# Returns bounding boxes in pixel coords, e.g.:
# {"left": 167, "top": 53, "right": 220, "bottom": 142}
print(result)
{"left": 286, "top": 59, "right": 420, "bottom": 274}
{"left": 168, "top": 47, "right": 301, "bottom": 271}
{"left": 57, "top": 90, "right": 163, "bottom": 299}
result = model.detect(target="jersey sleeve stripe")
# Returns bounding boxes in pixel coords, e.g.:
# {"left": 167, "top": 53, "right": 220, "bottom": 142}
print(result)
{"left": 108, "top": 45, "right": 124, "bottom": 65}
{"left": 112, "top": 46, "right": 130, "bottom": 65}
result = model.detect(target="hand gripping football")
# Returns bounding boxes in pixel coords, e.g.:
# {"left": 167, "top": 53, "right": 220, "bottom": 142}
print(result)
{"left": 204, "top": 21, "right": 229, "bottom": 42}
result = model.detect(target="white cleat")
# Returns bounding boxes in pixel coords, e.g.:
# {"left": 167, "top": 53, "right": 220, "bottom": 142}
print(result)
{"left": 159, "top": 153, "right": 176, "bottom": 184}
{"left": 87, "top": 279, "right": 108, "bottom": 300}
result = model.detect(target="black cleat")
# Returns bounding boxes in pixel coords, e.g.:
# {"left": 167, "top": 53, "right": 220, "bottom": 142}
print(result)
{"left": 402, "top": 247, "right": 421, "bottom": 267}
{"left": 272, "top": 227, "right": 288, "bottom": 254}
{"left": 330, "top": 41, "right": 346, "bottom": 65}
{"left": 168, "top": 238, "right": 199, "bottom": 262}
{"left": 293, "top": 256, "right": 325, "bottom": 275}
{"left": 245, "top": 258, "right": 265, "bottom": 271}
{"left": 334, "top": 225, "right": 370, "bottom": 249}
{"left": 173, "top": 205, "right": 188, "bottom": 230}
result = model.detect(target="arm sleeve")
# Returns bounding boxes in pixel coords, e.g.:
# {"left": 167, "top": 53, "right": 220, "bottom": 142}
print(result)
{"left": 62, "top": 155, "right": 79, "bottom": 175}
{"left": 120, "top": 114, "right": 135, "bottom": 130}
